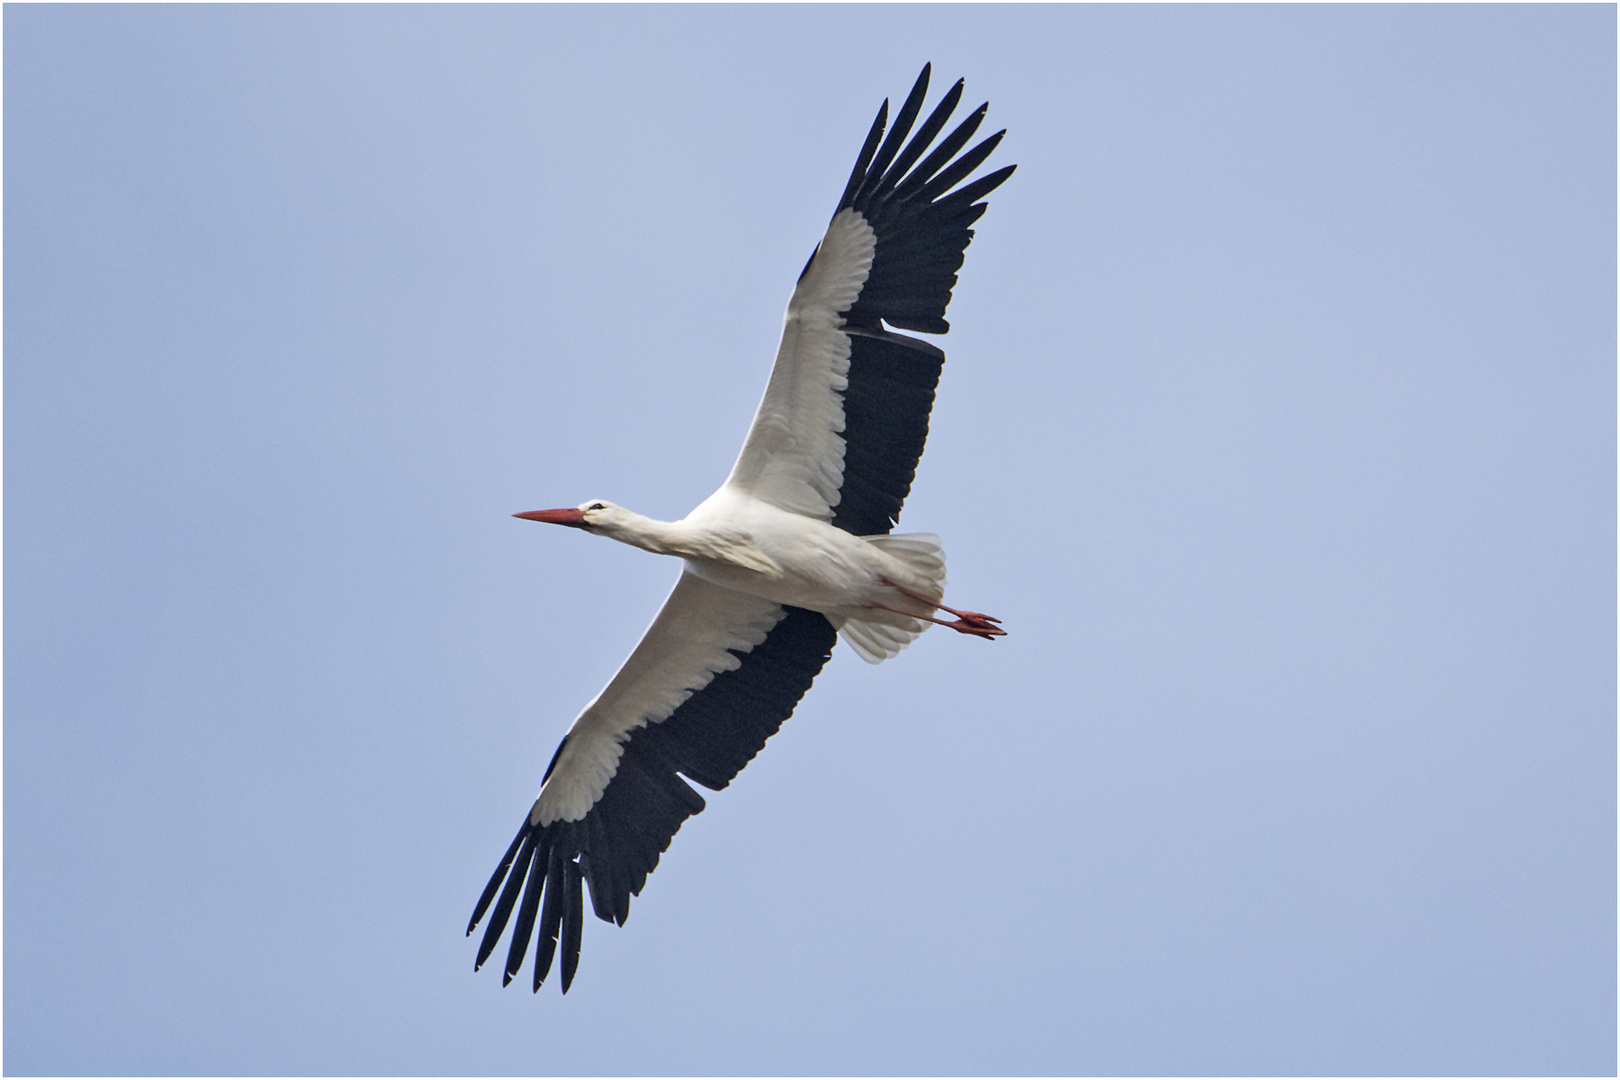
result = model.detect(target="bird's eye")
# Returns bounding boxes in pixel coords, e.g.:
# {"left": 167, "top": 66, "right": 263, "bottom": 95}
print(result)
{"left": 587, "top": 502, "right": 606, "bottom": 511}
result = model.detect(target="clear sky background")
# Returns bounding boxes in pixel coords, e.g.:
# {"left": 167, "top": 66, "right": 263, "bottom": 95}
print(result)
{"left": 6, "top": 5, "right": 1614, "bottom": 1075}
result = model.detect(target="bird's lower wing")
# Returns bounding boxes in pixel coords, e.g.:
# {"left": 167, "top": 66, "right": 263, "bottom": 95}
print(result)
{"left": 467, "top": 571, "right": 836, "bottom": 992}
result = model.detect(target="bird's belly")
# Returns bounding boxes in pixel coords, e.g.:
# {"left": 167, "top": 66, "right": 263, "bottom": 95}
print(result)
{"left": 682, "top": 531, "right": 893, "bottom": 616}
{"left": 682, "top": 556, "right": 868, "bottom": 614}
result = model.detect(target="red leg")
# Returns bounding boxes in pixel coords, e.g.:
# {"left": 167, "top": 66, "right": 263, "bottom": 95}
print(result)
{"left": 871, "top": 603, "right": 1006, "bottom": 640}
{"left": 872, "top": 581, "right": 1007, "bottom": 641}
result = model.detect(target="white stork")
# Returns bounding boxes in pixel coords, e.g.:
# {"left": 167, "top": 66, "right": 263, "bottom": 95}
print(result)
{"left": 468, "top": 65, "right": 1015, "bottom": 993}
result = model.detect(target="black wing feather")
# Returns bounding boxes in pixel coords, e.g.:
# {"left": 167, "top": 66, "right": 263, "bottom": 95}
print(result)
{"left": 880, "top": 77, "right": 965, "bottom": 191}
{"left": 532, "top": 848, "right": 565, "bottom": 991}
{"left": 475, "top": 829, "right": 536, "bottom": 971}
{"left": 832, "top": 102, "right": 889, "bottom": 223}
{"left": 503, "top": 839, "right": 547, "bottom": 985}
{"left": 560, "top": 858, "right": 585, "bottom": 992}
{"left": 890, "top": 104, "right": 990, "bottom": 208}
{"left": 854, "top": 65, "right": 932, "bottom": 208}
{"left": 936, "top": 163, "right": 1019, "bottom": 216}
{"left": 467, "top": 825, "right": 528, "bottom": 936}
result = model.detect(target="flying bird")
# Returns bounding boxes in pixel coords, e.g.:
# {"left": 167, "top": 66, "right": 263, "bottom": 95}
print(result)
{"left": 468, "top": 64, "right": 1015, "bottom": 994}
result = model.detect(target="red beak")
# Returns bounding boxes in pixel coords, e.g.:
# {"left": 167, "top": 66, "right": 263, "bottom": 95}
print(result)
{"left": 513, "top": 508, "right": 590, "bottom": 527}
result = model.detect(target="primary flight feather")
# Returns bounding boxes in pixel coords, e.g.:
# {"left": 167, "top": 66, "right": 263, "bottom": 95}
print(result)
{"left": 468, "top": 64, "right": 1014, "bottom": 994}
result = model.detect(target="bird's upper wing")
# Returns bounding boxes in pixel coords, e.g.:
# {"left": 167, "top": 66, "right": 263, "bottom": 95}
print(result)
{"left": 467, "top": 570, "right": 836, "bottom": 992}
{"left": 722, "top": 64, "right": 1016, "bottom": 536}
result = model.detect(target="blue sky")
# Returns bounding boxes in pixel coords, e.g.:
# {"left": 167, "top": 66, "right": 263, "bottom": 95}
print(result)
{"left": 6, "top": 5, "right": 1614, "bottom": 1075}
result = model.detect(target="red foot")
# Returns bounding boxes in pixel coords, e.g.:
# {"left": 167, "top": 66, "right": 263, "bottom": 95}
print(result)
{"left": 874, "top": 579, "right": 1007, "bottom": 641}
{"left": 938, "top": 613, "right": 1007, "bottom": 640}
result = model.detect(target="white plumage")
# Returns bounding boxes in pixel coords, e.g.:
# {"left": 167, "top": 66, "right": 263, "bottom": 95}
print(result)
{"left": 726, "top": 207, "right": 876, "bottom": 518}
{"left": 468, "top": 64, "right": 1015, "bottom": 994}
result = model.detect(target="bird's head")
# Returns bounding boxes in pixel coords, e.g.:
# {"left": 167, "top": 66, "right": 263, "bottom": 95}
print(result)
{"left": 513, "top": 500, "right": 622, "bottom": 533}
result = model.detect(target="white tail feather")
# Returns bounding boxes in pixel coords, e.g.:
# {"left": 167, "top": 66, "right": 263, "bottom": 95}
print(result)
{"left": 835, "top": 533, "right": 948, "bottom": 664}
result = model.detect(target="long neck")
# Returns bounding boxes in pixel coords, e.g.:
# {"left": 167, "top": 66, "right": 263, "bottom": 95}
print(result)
{"left": 597, "top": 511, "right": 694, "bottom": 558}
{"left": 597, "top": 509, "right": 772, "bottom": 573}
